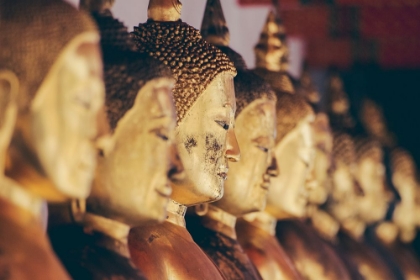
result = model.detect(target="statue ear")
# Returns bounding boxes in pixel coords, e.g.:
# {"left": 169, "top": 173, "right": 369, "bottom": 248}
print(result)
{"left": 0, "top": 70, "right": 19, "bottom": 150}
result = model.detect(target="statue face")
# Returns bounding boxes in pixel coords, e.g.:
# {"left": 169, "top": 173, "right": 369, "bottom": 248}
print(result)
{"left": 213, "top": 99, "right": 277, "bottom": 217}
{"left": 307, "top": 115, "right": 333, "bottom": 206}
{"left": 171, "top": 72, "right": 240, "bottom": 206}
{"left": 88, "top": 78, "right": 176, "bottom": 225}
{"left": 329, "top": 161, "right": 358, "bottom": 223}
{"left": 355, "top": 156, "right": 388, "bottom": 224}
{"left": 266, "top": 120, "right": 314, "bottom": 218}
{"left": 28, "top": 36, "right": 105, "bottom": 200}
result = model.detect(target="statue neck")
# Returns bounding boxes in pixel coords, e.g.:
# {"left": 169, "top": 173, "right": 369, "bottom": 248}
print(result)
{"left": 202, "top": 205, "right": 237, "bottom": 239}
{"left": 243, "top": 211, "right": 277, "bottom": 236}
{"left": 0, "top": 176, "right": 43, "bottom": 227}
{"left": 166, "top": 199, "right": 187, "bottom": 227}
{"left": 82, "top": 212, "right": 131, "bottom": 258}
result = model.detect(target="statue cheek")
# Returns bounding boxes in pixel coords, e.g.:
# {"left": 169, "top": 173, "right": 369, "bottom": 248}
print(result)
{"left": 204, "top": 133, "right": 223, "bottom": 167}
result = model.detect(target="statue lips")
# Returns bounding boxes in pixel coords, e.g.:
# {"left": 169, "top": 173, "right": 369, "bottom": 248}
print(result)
{"left": 217, "top": 166, "right": 229, "bottom": 181}
{"left": 261, "top": 173, "right": 271, "bottom": 191}
{"left": 156, "top": 183, "right": 172, "bottom": 198}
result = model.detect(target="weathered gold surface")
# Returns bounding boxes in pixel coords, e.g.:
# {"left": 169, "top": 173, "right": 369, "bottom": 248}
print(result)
{"left": 129, "top": 2, "right": 239, "bottom": 279}
{"left": 237, "top": 213, "right": 303, "bottom": 280}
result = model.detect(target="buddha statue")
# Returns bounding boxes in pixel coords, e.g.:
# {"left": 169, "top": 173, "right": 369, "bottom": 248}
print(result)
{"left": 48, "top": 3, "right": 179, "bottom": 279}
{"left": 253, "top": 9, "right": 294, "bottom": 95}
{"left": 0, "top": 0, "right": 105, "bottom": 278}
{"left": 359, "top": 98, "right": 420, "bottom": 279}
{"left": 330, "top": 136, "right": 402, "bottom": 280}
{"left": 296, "top": 70, "right": 339, "bottom": 241}
{"left": 189, "top": 2, "right": 301, "bottom": 279}
{"left": 128, "top": 1, "right": 240, "bottom": 279}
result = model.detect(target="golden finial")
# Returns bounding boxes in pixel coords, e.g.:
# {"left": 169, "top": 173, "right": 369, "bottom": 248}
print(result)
{"left": 148, "top": 0, "right": 182, "bottom": 22}
{"left": 254, "top": 10, "right": 288, "bottom": 72}
{"left": 201, "top": 0, "right": 229, "bottom": 47}
{"left": 79, "top": 0, "right": 115, "bottom": 12}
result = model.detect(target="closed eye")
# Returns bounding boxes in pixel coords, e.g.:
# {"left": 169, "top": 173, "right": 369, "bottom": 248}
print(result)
{"left": 215, "top": 120, "right": 229, "bottom": 131}
{"left": 257, "top": 146, "right": 269, "bottom": 153}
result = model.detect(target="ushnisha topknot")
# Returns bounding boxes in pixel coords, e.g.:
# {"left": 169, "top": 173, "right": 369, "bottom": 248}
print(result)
{"left": 275, "top": 92, "right": 314, "bottom": 144}
{"left": 234, "top": 70, "right": 276, "bottom": 117}
{"left": 253, "top": 10, "right": 293, "bottom": 94}
{"left": 390, "top": 148, "right": 417, "bottom": 178}
{"left": 332, "top": 132, "right": 356, "bottom": 167}
{"left": 132, "top": 20, "right": 237, "bottom": 124}
{"left": 326, "top": 73, "right": 355, "bottom": 131}
{"left": 0, "top": 0, "right": 97, "bottom": 114}
{"left": 91, "top": 11, "right": 173, "bottom": 131}
{"left": 201, "top": 0, "right": 230, "bottom": 47}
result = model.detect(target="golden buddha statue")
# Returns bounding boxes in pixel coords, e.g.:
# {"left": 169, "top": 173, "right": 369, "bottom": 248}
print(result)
{"left": 185, "top": 2, "right": 279, "bottom": 279}
{"left": 128, "top": 1, "right": 239, "bottom": 279}
{"left": 0, "top": 0, "right": 106, "bottom": 278}
{"left": 331, "top": 136, "right": 402, "bottom": 280}
{"left": 358, "top": 98, "right": 419, "bottom": 279}
{"left": 253, "top": 9, "right": 294, "bottom": 95}
{"left": 192, "top": 2, "right": 301, "bottom": 278}
{"left": 274, "top": 131, "right": 354, "bottom": 280}
{"left": 48, "top": 3, "right": 178, "bottom": 279}
{"left": 296, "top": 70, "right": 340, "bottom": 241}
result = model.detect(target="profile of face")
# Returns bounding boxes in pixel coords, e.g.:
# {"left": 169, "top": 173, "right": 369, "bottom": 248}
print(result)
{"left": 213, "top": 99, "right": 277, "bottom": 217}
{"left": 171, "top": 72, "right": 240, "bottom": 206}
{"left": 329, "top": 161, "right": 359, "bottom": 224}
{"left": 88, "top": 78, "right": 176, "bottom": 225}
{"left": 18, "top": 34, "right": 105, "bottom": 201}
{"left": 0, "top": 71, "right": 18, "bottom": 176}
{"left": 392, "top": 171, "right": 417, "bottom": 242}
{"left": 307, "top": 114, "right": 333, "bottom": 206}
{"left": 266, "top": 119, "right": 315, "bottom": 219}
{"left": 355, "top": 155, "right": 388, "bottom": 224}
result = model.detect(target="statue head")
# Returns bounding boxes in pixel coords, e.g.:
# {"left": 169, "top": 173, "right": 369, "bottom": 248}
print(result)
{"left": 83, "top": 12, "right": 177, "bottom": 226}
{"left": 213, "top": 71, "right": 277, "bottom": 216}
{"left": 296, "top": 71, "right": 333, "bottom": 208}
{"left": 354, "top": 137, "right": 389, "bottom": 225}
{"left": 326, "top": 132, "right": 364, "bottom": 238}
{"left": 390, "top": 148, "right": 417, "bottom": 242}
{"left": 0, "top": 0, "right": 105, "bottom": 202}
{"left": 360, "top": 98, "right": 395, "bottom": 147}
{"left": 132, "top": 0, "right": 240, "bottom": 206}
{"left": 307, "top": 113, "right": 333, "bottom": 207}
{"left": 265, "top": 93, "right": 315, "bottom": 219}
{"left": 326, "top": 73, "right": 354, "bottom": 131}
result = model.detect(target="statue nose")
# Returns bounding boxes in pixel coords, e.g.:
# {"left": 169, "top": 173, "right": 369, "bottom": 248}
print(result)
{"left": 225, "top": 128, "right": 240, "bottom": 162}
{"left": 267, "top": 157, "right": 279, "bottom": 177}
{"left": 168, "top": 143, "right": 185, "bottom": 180}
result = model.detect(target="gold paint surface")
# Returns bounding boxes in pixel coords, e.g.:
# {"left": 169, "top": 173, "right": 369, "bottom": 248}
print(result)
{"left": 213, "top": 99, "right": 277, "bottom": 216}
